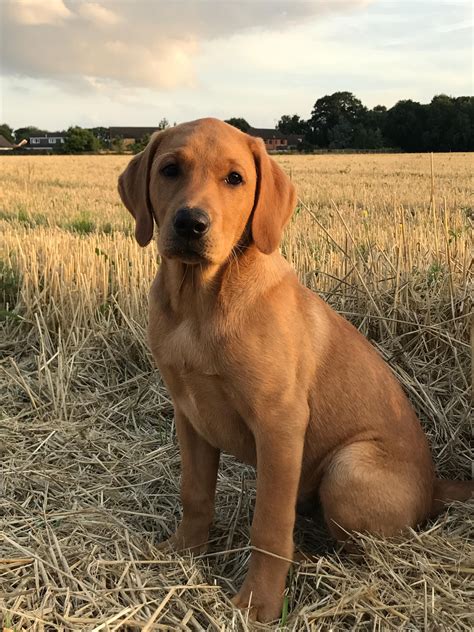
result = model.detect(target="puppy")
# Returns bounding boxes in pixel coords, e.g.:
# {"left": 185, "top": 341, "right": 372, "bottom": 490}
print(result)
{"left": 118, "top": 118, "right": 472, "bottom": 622}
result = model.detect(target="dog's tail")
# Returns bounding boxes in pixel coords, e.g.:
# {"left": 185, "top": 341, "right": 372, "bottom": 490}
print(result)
{"left": 429, "top": 478, "right": 473, "bottom": 518}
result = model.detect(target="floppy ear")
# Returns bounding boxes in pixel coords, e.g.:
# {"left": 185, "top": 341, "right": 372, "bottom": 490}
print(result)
{"left": 250, "top": 138, "right": 297, "bottom": 254}
{"left": 117, "top": 132, "right": 163, "bottom": 247}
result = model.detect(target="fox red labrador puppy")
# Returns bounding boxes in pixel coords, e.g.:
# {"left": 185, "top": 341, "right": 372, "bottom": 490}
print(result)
{"left": 118, "top": 118, "right": 472, "bottom": 622}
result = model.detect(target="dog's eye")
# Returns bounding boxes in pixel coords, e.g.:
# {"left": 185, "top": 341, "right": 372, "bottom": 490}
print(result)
{"left": 161, "top": 164, "right": 179, "bottom": 177}
{"left": 225, "top": 172, "right": 243, "bottom": 186}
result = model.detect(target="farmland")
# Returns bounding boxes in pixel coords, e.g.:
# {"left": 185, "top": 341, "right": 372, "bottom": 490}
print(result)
{"left": 1, "top": 153, "right": 472, "bottom": 630}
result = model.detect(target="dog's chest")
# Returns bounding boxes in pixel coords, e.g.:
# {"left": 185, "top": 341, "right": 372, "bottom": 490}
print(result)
{"left": 150, "top": 316, "right": 255, "bottom": 463}
{"left": 154, "top": 318, "right": 219, "bottom": 375}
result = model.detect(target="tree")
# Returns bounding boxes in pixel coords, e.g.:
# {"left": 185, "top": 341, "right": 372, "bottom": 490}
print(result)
{"left": 448, "top": 96, "right": 474, "bottom": 151}
{"left": 308, "top": 92, "right": 367, "bottom": 148}
{"left": 421, "top": 94, "right": 474, "bottom": 151}
{"left": 355, "top": 105, "right": 387, "bottom": 149}
{"left": 352, "top": 124, "right": 384, "bottom": 149}
{"left": 0, "top": 124, "right": 14, "bottom": 143}
{"left": 89, "top": 126, "right": 110, "bottom": 148}
{"left": 157, "top": 118, "right": 170, "bottom": 130}
{"left": 384, "top": 100, "right": 426, "bottom": 151}
{"left": 110, "top": 137, "right": 125, "bottom": 153}
{"left": 328, "top": 119, "right": 353, "bottom": 149}
{"left": 14, "top": 126, "right": 45, "bottom": 143}
{"left": 64, "top": 126, "right": 100, "bottom": 153}
{"left": 131, "top": 134, "right": 150, "bottom": 154}
{"left": 224, "top": 117, "right": 250, "bottom": 132}
{"left": 421, "top": 95, "right": 454, "bottom": 151}
{"left": 277, "top": 114, "right": 308, "bottom": 135}
{"left": 366, "top": 105, "right": 387, "bottom": 132}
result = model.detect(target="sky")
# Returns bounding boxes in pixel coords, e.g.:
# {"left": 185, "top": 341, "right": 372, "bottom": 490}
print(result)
{"left": 0, "top": 0, "right": 472, "bottom": 131}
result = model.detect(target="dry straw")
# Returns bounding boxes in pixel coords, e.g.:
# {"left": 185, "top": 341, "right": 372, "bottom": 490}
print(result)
{"left": 1, "top": 153, "right": 472, "bottom": 630}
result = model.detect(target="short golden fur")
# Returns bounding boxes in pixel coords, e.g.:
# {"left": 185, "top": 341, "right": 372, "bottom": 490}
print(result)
{"left": 118, "top": 118, "right": 472, "bottom": 623}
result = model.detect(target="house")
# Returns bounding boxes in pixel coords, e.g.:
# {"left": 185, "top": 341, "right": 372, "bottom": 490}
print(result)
{"left": 107, "top": 125, "right": 304, "bottom": 152}
{"left": 247, "top": 127, "right": 288, "bottom": 151}
{"left": 28, "top": 132, "right": 66, "bottom": 150}
{"left": 0, "top": 135, "right": 15, "bottom": 151}
{"left": 109, "top": 127, "right": 160, "bottom": 145}
{"left": 247, "top": 128, "right": 304, "bottom": 151}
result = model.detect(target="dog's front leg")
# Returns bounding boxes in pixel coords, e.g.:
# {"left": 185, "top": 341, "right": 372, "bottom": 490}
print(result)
{"left": 232, "top": 410, "right": 307, "bottom": 622}
{"left": 158, "top": 409, "right": 220, "bottom": 554}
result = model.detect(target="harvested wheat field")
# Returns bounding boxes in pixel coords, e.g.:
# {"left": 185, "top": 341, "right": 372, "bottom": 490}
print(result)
{"left": 1, "top": 153, "right": 472, "bottom": 631}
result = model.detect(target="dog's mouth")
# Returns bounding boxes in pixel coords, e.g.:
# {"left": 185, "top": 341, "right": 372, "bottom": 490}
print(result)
{"left": 161, "top": 241, "right": 211, "bottom": 265}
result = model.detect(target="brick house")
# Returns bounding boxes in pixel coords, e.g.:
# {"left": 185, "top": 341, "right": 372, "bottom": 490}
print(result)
{"left": 247, "top": 128, "right": 287, "bottom": 151}
{"left": 247, "top": 128, "right": 304, "bottom": 151}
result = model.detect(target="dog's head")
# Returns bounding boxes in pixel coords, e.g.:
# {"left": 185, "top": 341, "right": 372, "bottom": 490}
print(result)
{"left": 118, "top": 118, "right": 296, "bottom": 264}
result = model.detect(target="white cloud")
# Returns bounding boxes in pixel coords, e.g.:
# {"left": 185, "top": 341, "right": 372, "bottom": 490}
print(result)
{"left": 1, "top": 0, "right": 471, "bottom": 130}
{"left": 77, "top": 2, "right": 121, "bottom": 26}
{"left": 8, "top": 0, "right": 72, "bottom": 25}
{"left": 1, "top": 0, "right": 373, "bottom": 91}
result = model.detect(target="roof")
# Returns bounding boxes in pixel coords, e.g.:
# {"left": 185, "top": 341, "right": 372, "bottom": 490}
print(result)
{"left": 29, "top": 132, "right": 65, "bottom": 138}
{"left": 109, "top": 126, "right": 160, "bottom": 140}
{"left": 0, "top": 135, "right": 14, "bottom": 149}
{"left": 247, "top": 127, "right": 285, "bottom": 140}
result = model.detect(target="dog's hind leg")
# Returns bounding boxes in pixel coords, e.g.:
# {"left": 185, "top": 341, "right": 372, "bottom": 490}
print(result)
{"left": 319, "top": 441, "right": 433, "bottom": 542}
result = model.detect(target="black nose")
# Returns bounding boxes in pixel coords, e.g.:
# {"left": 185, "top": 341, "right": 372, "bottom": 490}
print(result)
{"left": 173, "top": 207, "right": 210, "bottom": 240}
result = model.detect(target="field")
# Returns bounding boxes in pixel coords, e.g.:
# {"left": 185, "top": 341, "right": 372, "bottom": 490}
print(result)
{"left": 1, "top": 153, "right": 472, "bottom": 631}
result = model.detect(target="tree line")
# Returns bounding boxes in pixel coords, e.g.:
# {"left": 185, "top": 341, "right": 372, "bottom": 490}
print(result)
{"left": 227, "top": 92, "right": 474, "bottom": 152}
{"left": 0, "top": 124, "right": 105, "bottom": 153}
{"left": 0, "top": 118, "right": 171, "bottom": 154}
{"left": 1, "top": 93, "right": 473, "bottom": 153}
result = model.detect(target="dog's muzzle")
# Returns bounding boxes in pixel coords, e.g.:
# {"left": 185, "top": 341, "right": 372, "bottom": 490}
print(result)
{"left": 173, "top": 207, "right": 210, "bottom": 240}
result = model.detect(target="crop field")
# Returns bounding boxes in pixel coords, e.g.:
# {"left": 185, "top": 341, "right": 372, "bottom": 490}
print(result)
{"left": 1, "top": 153, "right": 472, "bottom": 630}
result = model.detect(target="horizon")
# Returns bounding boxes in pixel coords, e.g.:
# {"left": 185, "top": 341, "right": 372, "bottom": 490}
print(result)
{"left": 1, "top": 0, "right": 472, "bottom": 131}
{"left": 3, "top": 90, "right": 471, "bottom": 133}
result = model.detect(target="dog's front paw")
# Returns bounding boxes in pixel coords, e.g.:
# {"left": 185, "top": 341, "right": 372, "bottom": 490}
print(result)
{"left": 231, "top": 582, "right": 283, "bottom": 623}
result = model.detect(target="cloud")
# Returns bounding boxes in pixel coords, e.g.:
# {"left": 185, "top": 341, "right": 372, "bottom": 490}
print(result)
{"left": 3, "top": 1, "right": 471, "bottom": 131}
{"left": 7, "top": 0, "right": 73, "bottom": 25}
{"left": 77, "top": 2, "right": 121, "bottom": 26}
{"left": 1, "top": 0, "right": 372, "bottom": 91}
